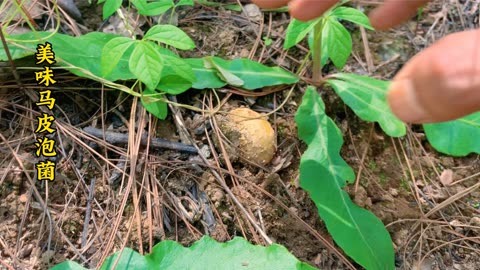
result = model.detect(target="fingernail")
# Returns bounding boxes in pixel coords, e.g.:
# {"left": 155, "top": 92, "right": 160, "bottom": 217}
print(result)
{"left": 388, "top": 79, "right": 430, "bottom": 123}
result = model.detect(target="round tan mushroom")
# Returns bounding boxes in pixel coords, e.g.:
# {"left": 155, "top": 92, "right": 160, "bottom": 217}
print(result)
{"left": 221, "top": 108, "right": 276, "bottom": 165}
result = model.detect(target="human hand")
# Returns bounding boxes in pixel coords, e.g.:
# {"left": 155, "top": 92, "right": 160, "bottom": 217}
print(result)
{"left": 251, "top": 0, "right": 430, "bottom": 30}
{"left": 388, "top": 29, "right": 480, "bottom": 123}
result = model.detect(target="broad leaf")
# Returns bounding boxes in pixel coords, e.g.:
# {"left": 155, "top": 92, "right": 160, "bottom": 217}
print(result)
{"left": 205, "top": 57, "right": 244, "bottom": 87}
{"left": 284, "top": 19, "right": 319, "bottom": 49}
{"left": 296, "top": 87, "right": 395, "bottom": 270}
{"left": 53, "top": 236, "right": 316, "bottom": 270}
{"left": 205, "top": 57, "right": 299, "bottom": 89}
{"left": 331, "top": 7, "right": 374, "bottom": 30}
{"left": 185, "top": 58, "right": 226, "bottom": 89}
{"left": 141, "top": 89, "right": 168, "bottom": 120}
{"left": 144, "top": 25, "right": 195, "bottom": 50}
{"left": 102, "top": 0, "right": 122, "bottom": 19}
{"left": 424, "top": 112, "right": 480, "bottom": 156}
{"left": 327, "top": 73, "right": 406, "bottom": 137}
{"left": 129, "top": 41, "right": 163, "bottom": 90}
{"left": 101, "top": 36, "right": 134, "bottom": 77}
{"left": 156, "top": 48, "right": 195, "bottom": 83}
{"left": 131, "top": 0, "right": 174, "bottom": 16}
{"left": 322, "top": 17, "right": 352, "bottom": 69}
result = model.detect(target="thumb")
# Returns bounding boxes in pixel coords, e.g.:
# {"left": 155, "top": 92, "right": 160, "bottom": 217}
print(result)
{"left": 388, "top": 30, "right": 480, "bottom": 123}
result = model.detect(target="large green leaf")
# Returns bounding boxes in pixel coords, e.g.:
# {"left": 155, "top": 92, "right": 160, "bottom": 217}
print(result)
{"left": 101, "top": 36, "right": 135, "bottom": 77}
{"left": 130, "top": 0, "right": 174, "bottom": 16}
{"left": 205, "top": 56, "right": 244, "bottom": 87}
{"left": 284, "top": 19, "right": 319, "bottom": 49}
{"left": 129, "top": 41, "right": 163, "bottom": 90}
{"left": 156, "top": 48, "right": 194, "bottom": 94}
{"left": 327, "top": 73, "right": 406, "bottom": 137}
{"left": 185, "top": 58, "right": 227, "bottom": 89}
{"left": 144, "top": 25, "right": 195, "bottom": 50}
{"left": 424, "top": 112, "right": 480, "bottom": 156}
{"left": 330, "top": 7, "right": 374, "bottom": 30}
{"left": 322, "top": 17, "right": 352, "bottom": 69}
{"left": 1, "top": 31, "right": 136, "bottom": 81}
{"left": 205, "top": 57, "right": 299, "bottom": 90}
{"left": 51, "top": 236, "right": 316, "bottom": 270}
{"left": 296, "top": 87, "right": 394, "bottom": 270}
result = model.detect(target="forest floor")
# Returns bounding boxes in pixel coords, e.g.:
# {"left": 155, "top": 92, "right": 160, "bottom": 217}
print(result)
{"left": 0, "top": 0, "right": 479, "bottom": 269}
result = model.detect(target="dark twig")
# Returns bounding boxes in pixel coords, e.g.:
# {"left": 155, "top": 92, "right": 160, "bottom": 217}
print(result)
{"left": 83, "top": 126, "right": 198, "bottom": 154}
{"left": 81, "top": 177, "right": 96, "bottom": 248}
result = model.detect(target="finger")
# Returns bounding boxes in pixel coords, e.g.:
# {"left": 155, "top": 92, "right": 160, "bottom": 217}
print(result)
{"left": 251, "top": 0, "right": 290, "bottom": 9}
{"left": 289, "top": 0, "right": 339, "bottom": 21}
{"left": 388, "top": 30, "right": 480, "bottom": 123}
{"left": 369, "top": 0, "right": 430, "bottom": 30}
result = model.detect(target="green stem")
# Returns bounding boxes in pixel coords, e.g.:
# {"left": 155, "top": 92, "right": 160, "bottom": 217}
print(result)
{"left": 312, "top": 21, "right": 323, "bottom": 84}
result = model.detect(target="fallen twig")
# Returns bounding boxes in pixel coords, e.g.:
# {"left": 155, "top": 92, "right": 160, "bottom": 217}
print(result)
{"left": 83, "top": 126, "right": 198, "bottom": 154}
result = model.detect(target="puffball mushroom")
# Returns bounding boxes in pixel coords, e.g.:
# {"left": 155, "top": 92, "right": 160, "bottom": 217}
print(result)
{"left": 219, "top": 108, "right": 276, "bottom": 166}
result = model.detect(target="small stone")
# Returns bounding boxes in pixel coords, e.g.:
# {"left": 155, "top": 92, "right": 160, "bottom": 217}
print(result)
{"left": 242, "top": 4, "right": 263, "bottom": 22}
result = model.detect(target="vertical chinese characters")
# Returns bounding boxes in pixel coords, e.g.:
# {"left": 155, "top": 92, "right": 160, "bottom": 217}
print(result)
{"left": 34, "top": 42, "right": 57, "bottom": 181}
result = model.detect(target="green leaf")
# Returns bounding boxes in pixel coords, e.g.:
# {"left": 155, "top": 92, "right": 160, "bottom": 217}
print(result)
{"left": 296, "top": 86, "right": 355, "bottom": 184}
{"left": 101, "top": 36, "right": 134, "bottom": 77}
{"left": 101, "top": 247, "right": 149, "bottom": 270}
{"left": 205, "top": 57, "right": 244, "bottom": 87}
{"left": 284, "top": 18, "right": 319, "bottom": 49}
{"left": 157, "top": 47, "right": 195, "bottom": 83}
{"left": 131, "top": 0, "right": 174, "bottom": 16}
{"left": 327, "top": 73, "right": 406, "bottom": 137}
{"left": 424, "top": 112, "right": 480, "bottom": 156}
{"left": 129, "top": 41, "right": 163, "bottom": 90}
{"left": 1, "top": 31, "right": 135, "bottom": 81}
{"left": 144, "top": 25, "right": 195, "bottom": 50}
{"left": 50, "top": 261, "right": 85, "bottom": 270}
{"left": 102, "top": 0, "right": 122, "bottom": 19}
{"left": 296, "top": 87, "right": 395, "bottom": 270}
{"left": 141, "top": 89, "right": 168, "bottom": 120}
{"left": 205, "top": 57, "right": 299, "bottom": 90}
{"left": 176, "top": 0, "right": 194, "bottom": 7}
{"left": 322, "top": 17, "right": 352, "bottom": 69}
{"left": 53, "top": 236, "right": 316, "bottom": 270}
{"left": 331, "top": 7, "right": 374, "bottom": 30}
{"left": 185, "top": 58, "right": 227, "bottom": 89}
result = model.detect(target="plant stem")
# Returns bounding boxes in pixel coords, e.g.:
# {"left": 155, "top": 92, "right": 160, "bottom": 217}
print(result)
{"left": 312, "top": 21, "right": 323, "bottom": 84}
